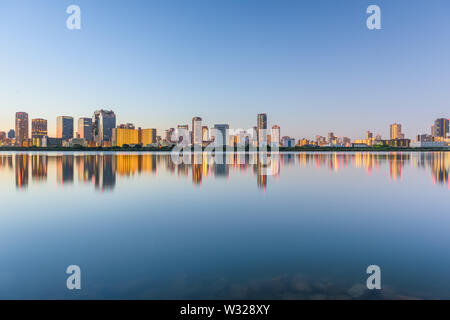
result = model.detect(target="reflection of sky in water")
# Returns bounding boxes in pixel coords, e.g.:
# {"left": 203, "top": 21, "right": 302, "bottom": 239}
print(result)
{"left": 0, "top": 152, "right": 449, "bottom": 299}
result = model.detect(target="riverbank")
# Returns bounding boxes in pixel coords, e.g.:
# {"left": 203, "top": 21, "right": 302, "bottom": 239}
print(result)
{"left": 1, "top": 146, "right": 449, "bottom": 152}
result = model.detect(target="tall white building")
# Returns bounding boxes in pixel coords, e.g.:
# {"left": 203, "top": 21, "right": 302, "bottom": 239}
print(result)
{"left": 192, "top": 117, "right": 202, "bottom": 146}
{"left": 271, "top": 125, "right": 280, "bottom": 147}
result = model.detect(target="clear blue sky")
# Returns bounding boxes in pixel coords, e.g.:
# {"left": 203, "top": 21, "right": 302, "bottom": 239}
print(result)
{"left": 0, "top": 0, "right": 449, "bottom": 139}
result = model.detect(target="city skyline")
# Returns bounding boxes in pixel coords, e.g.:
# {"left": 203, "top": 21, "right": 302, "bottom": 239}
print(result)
{"left": 1, "top": 1, "right": 450, "bottom": 139}
{"left": 1, "top": 110, "right": 448, "bottom": 147}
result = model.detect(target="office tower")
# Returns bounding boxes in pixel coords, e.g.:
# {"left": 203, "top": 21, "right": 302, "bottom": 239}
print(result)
{"left": 112, "top": 127, "right": 157, "bottom": 147}
{"left": 417, "top": 134, "right": 433, "bottom": 142}
{"left": 328, "top": 132, "right": 335, "bottom": 143}
{"left": 177, "top": 125, "right": 189, "bottom": 144}
{"left": 390, "top": 123, "right": 403, "bottom": 140}
{"left": 78, "top": 118, "right": 93, "bottom": 141}
{"left": 56, "top": 116, "right": 74, "bottom": 140}
{"left": 282, "top": 136, "right": 296, "bottom": 148}
{"left": 257, "top": 113, "right": 267, "bottom": 145}
{"left": 8, "top": 129, "right": 15, "bottom": 139}
{"left": 165, "top": 128, "right": 175, "bottom": 143}
{"left": 15, "top": 112, "right": 29, "bottom": 146}
{"left": 93, "top": 110, "right": 116, "bottom": 144}
{"left": 139, "top": 128, "right": 157, "bottom": 146}
{"left": 112, "top": 127, "right": 139, "bottom": 147}
{"left": 202, "top": 126, "right": 209, "bottom": 142}
{"left": 192, "top": 117, "right": 202, "bottom": 146}
{"left": 431, "top": 118, "right": 449, "bottom": 138}
{"left": 271, "top": 125, "right": 280, "bottom": 147}
{"left": 213, "top": 124, "right": 229, "bottom": 147}
{"left": 31, "top": 119, "right": 48, "bottom": 139}
{"left": 366, "top": 131, "right": 373, "bottom": 139}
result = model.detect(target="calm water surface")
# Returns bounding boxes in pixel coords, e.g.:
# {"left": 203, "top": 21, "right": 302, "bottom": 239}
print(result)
{"left": 0, "top": 151, "right": 449, "bottom": 299}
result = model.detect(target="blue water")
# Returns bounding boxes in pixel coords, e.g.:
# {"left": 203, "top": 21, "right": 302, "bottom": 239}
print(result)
{"left": 0, "top": 152, "right": 449, "bottom": 299}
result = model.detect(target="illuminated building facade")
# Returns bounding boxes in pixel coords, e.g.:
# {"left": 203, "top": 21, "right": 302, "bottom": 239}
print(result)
{"left": 390, "top": 123, "right": 404, "bottom": 140}
{"left": 113, "top": 128, "right": 157, "bottom": 147}
{"left": 15, "top": 112, "right": 29, "bottom": 146}
{"left": 140, "top": 128, "right": 157, "bottom": 146}
{"left": 112, "top": 128, "right": 139, "bottom": 146}
{"left": 31, "top": 118, "right": 48, "bottom": 139}
{"left": 78, "top": 118, "right": 93, "bottom": 141}
{"left": 202, "top": 126, "right": 209, "bottom": 142}
{"left": 56, "top": 116, "right": 74, "bottom": 140}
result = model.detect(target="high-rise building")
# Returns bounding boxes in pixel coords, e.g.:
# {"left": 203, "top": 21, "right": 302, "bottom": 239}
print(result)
{"left": 139, "top": 128, "right": 157, "bottom": 146}
{"left": 8, "top": 129, "right": 15, "bottom": 139}
{"left": 417, "top": 134, "right": 433, "bottom": 142}
{"left": 390, "top": 123, "right": 403, "bottom": 140}
{"left": 328, "top": 132, "right": 335, "bottom": 143}
{"left": 177, "top": 125, "right": 189, "bottom": 144}
{"left": 202, "top": 126, "right": 209, "bottom": 142}
{"left": 15, "top": 112, "right": 29, "bottom": 146}
{"left": 165, "top": 128, "right": 175, "bottom": 143}
{"left": 271, "top": 125, "right": 280, "bottom": 147}
{"left": 192, "top": 117, "right": 202, "bottom": 146}
{"left": 213, "top": 124, "right": 229, "bottom": 147}
{"left": 31, "top": 119, "right": 48, "bottom": 139}
{"left": 93, "top": 110, "right": 116, "bottom": 144}
{"left": 112, "top": 127, "right": 157, "bottom": 147}
{"left": 56, "top": 116, "right": 74, "bottom": 140}
{"left": 431, "top": 118, "right": 449, "bottom": 138}
{"left": 78, "top": 118, "right": 93, "bottom": 141}
{"left": 366, "top": 131, "right": 373, "bottom": 139}
{"left": 257, "top": 113, "right": 267, "bottom": 146}
{"left": 112, "top": 128, "right": 139, "bottom": 147}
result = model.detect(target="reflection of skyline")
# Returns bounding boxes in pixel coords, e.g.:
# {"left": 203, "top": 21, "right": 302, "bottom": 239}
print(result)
{"left": 2, "top": 152, "right": 449, "bottom": 191}
{"left": 15, "top": 154, "right": 28, "bottom": 189}
{"left": 31, "top": 154, "right": 47, "bottom": 182}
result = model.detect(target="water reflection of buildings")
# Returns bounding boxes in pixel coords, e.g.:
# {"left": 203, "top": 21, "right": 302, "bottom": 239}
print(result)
{"left": 417, "top": 152, "right": 449, "bottom": 186}
{"left": 32, "top": 155, "right": 47, "bottom": 182}
{"left": 1, "top": 152, "right": 448, "bottom": 191}
{"left": 15, "top": 154, "right": 29, "bottom": 189}
{"left": 56, "top": 155, "right": 74, "bottom": 184}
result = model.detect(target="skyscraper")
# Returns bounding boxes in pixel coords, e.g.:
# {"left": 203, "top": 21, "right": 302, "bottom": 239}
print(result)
{"left": 202, "top": 126, "right": 209, "bottom": 142}
{"left": 56, "top": 116, "right": 74, "bottom": 140}
{"left": 15, "top": 112, "right": 29, "bottom": 146}
{"left": 328, "top": 132, "right": 335, "bottom": 143}
{"left": 8, "top": 129, "right": 15, "bottom": 139}
{"left": 93, "top": 110, "right": 116, "bottom": 144}
{"left": 78, "top": 118, "right": 93, "bottom": 141}
{"left": 390, "top": 123, "right": 403, "bottom": 140}
{"left": 177, "top": 125, "right": 189, "bottom": 144}
{"left": 192, "top": 117, "right": 202, "bottom": 146}
{"left": 139, "top": 128, "right": 157, "bottom": 146}
{"left": 31, "top": 119, "right": 48, "bottom": 139}
{"left": 257, "top": 113, "right": 267, "bottom": 146}
{"left": 271, "top": 125, "right": 280, "bottom": 147}
{"left": 431, "top": 118, "right": 449, "bottom": 138}
{"left": 165, "top": 128, "right": 175, "bottom": 143}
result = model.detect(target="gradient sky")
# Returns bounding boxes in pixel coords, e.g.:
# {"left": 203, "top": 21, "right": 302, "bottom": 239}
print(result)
{"left": 0, "top": 0, "right": 449, "bottom": 139}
